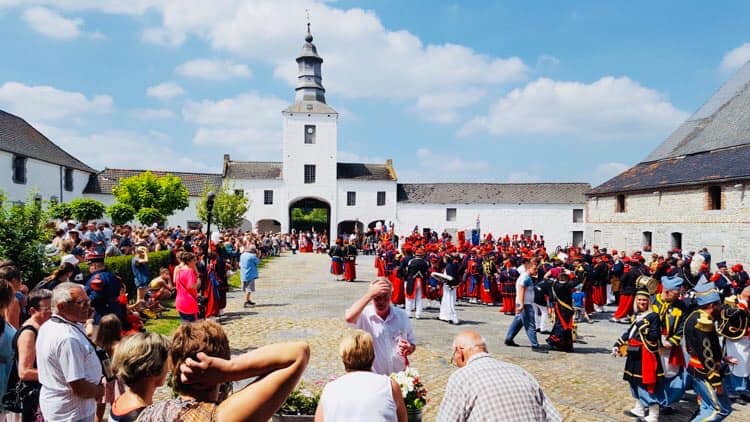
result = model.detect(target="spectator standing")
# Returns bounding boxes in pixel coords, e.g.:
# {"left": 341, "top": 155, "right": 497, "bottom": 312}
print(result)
{"left": 109, "top": 332, "right": 170, "bottom": 421}
{"left": 0, "top": 264, "right": 25, "bottom": 329}
{"left": 94, "top": 314, "right": 123, "bottom": 422}
{"left": 504, "top": 261, "right": 546, "bottom": 353}
{"left": 437, "top": 330, "right": 561, "bottom": 422}
{"left": 11, "top": 289, "right": 52, "bottom": 421}
{"left": 36, "top": 282, "right": 104, "bottom": 421}
{"left": 239, "top": 244, "right": 259, "bottom": 308}
{"left": 0, "top": 275, "right": 18, "bottom": 415}
{"left": 131, "top": 246, "right": 151, "bottom": 304}
{"left": 174, "top": 252, "right": 200, "bottom": 322}
{"left": 344, "top": 278, "right": 416, "bottom": 375}
{"left": 315, "top": 330, "right": 406, "bottom": 421}
{"left": 33, "top": 262, "right": 75, "bottom": 292}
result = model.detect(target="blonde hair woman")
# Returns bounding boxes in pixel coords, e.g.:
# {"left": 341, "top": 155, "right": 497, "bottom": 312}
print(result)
{"left": 315, "top": 330, "right": 407, "bottom": 422}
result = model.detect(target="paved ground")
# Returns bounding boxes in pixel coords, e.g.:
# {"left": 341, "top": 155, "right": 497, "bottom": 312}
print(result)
{"left": 161, "top": 252, "right": 750, "bottom": 421}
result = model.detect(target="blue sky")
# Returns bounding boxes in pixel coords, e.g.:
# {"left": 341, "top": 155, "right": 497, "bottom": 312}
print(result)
{"left": 0, "top": 1, "right": 749, "bottom": 186}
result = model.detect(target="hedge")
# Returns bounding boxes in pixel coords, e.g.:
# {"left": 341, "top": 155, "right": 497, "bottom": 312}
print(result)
{"left": 78, "top": 250, "right": 171, "bottom": 298}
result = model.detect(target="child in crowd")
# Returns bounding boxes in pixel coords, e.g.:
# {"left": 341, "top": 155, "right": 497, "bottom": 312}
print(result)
{"left": 572, "top": 284, "right": 592, "bottom": 323}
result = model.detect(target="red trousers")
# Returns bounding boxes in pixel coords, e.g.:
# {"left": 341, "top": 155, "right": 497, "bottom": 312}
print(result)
{"left": 613, "top": 294, "right": 634, "bottom": 319}
{"left": 592, "top": 285, "right": 607, "bottom": 306}
{"left": 343, "top": 261, "right": 356, "bottom": 281}
{"left": 390, "top": 270, "right": 405, "bottom": 305}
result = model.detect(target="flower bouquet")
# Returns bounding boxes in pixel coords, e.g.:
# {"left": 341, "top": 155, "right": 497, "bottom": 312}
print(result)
{"left": 273, "top": 382, "right": 321, "bottom": 422}
{"left": 391, "top": 367, "right": 427, "bottom": 421}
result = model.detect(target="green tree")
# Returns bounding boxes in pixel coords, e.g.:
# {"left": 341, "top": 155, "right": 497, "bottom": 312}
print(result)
{"left": 107, "top": 203, "right": 136, "bottom": 225}
{"left": 136, "top": 207, "right": 162, "bottom": 226}
{"left": 112, "top": 171, "right": 189, "bottom": 218}
{"left": 47, "top": 201, "right": 73, "bottom": 220}
{"left": 197, "top": 184, "right": 250, "bottom": 230}
{"left": 0, "top": 192, "right": 53, "bottom": 285}
{"left": 69, "top": 198, "right": 106, "bottom": 222}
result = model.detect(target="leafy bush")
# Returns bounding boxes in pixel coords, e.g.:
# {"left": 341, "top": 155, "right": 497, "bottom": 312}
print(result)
{"left": 136, "top": 207, "right": 163, "bottom": 226}
{"left": 70, "top": 198, "right": 106, "bottom": 222}
{"left": 47, "top": 202, "right": 73, "bottom": 220}
{"left": 0, "top": 192, "right": 53, "bottom": 285}
{"left": 78, "top": 250, "right": 171, "bottom": 297}
{"left": 107, "top": 203, "right": 136, "bottom": 225}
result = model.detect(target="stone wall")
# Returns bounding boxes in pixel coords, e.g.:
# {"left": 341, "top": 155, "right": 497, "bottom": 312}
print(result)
{"left": 585, "top": 182, "right": 750, "bottom": 267}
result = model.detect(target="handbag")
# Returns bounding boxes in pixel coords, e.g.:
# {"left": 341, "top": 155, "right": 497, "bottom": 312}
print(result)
{"left": 2, "top": 325, "right": 41, "bottom": 413}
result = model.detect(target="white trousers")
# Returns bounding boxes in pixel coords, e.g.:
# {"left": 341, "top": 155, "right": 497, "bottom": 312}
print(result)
{"left": 405, "top": 281, "right": 423, "bottom": 318}
{"left": 439, "top": 286, "right": 459, "bottom": 324}
{"left": 606, "top": 284, "right": 615, "bottom": 304}
{"left": 534, "top": 303, "right": 548, "bottom": 332}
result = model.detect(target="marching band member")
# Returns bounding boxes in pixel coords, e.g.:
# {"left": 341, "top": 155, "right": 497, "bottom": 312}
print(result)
{"left": 404, "top": 246, "right": 429, "bottom": 319}
{"left": 328, "top": 238, "right": 344, "bottom": 281}
{"left": 720, "top": 286, "right": 750, "bottom": 403}
{"left": 613, "top": 287, "right": 663, "bottom": 421}
{"left": 684, "top": 279, "right": 733, "bottom": 421}
{"left": 652, "top": 274, "right": 687, "bottom": 412}
{"left": 342, "top": 239, "right": 358, "bottom": 282}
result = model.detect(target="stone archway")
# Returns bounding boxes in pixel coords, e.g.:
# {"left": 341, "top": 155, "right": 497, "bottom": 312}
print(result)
{"left": 289, "top": 197, "right": 331, "bottom": 235}
{"left": 337, "top": 220, "right": 364, "bottom": 237}
{"left": 256, "top": 219, "right": 282, "bottom": 234}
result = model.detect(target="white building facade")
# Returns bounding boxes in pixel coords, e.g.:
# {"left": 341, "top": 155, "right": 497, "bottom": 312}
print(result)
{"left": 1, "top": 28, "right": 591, "bottom": 249}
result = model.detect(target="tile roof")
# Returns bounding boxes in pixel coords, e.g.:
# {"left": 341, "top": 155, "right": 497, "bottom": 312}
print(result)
{"left": 0, "top": 110, "right": 96, "bottom": 173}
{"left": 587, "top": 144, "right": 750, "bottom": 195}
{"left": 396, "top": 183, "right": 590, "bottom": 204}
{"left": 225, "top": 161, "right": 283, "bottom": 180}
{"left": 337, "top": 163, "right": 395, "bottom": 180}
{"left": 84, "top": 168, "right": 222, "bottom": 197}
{"left": 591, "top": 61, "right": 750, "bottom": 194}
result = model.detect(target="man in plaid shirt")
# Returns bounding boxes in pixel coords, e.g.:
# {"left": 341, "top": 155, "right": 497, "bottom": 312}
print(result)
{"left": 437, "top": 331, "right": 561, "bottom": 421}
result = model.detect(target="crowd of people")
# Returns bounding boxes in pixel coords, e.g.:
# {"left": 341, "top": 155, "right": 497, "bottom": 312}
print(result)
{"left": 1, "top": 215, "right": 749, "bottom": 421}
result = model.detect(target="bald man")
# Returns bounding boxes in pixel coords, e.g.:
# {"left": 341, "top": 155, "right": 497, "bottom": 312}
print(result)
{"left": 437, "top": 331, "right": 561, "bottom": 421}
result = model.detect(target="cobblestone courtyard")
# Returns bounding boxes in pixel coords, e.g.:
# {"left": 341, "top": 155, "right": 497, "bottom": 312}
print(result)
{"left": 205, "top": 253, "right": 748, "bottom": 421}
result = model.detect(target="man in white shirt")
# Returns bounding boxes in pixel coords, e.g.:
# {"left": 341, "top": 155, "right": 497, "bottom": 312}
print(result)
{"left": 37, "top": 282, "right": 104, "bottom": 421}
{"left": 504, "top": 260, "right": 547, "bottom": 353}
{"left": 345, "top": 278, "right": 416, "bottom": 375}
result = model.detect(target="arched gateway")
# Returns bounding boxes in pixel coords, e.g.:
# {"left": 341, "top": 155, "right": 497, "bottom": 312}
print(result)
{"left": 289, "top": 197, "right": 331, "bottom": 234}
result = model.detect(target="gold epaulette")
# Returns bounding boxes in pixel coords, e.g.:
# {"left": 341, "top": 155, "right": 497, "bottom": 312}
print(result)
{"left": 696, "top": 310, "right": 716, "bottom": 333}
{"left": 725, "top": 295, "right": 738, "bottom": 307}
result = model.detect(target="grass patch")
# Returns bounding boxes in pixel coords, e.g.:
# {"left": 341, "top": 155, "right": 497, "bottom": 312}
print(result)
{"left": 143, "top": 298, "right": 181, "bottom": 337}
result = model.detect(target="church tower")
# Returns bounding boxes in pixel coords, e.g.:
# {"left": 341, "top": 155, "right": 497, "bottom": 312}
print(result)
{"left": 282, "top": 24, "right": 338, "bottom": 229}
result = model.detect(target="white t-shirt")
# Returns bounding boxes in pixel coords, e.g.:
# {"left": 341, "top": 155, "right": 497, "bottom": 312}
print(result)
{"left": 37, "top": 316, "right": 103, "bottom": 422}
{"left": 515, "top": 273, "right": 535, "bottom": 305}
{"left": 321, "top": 371, "right": 397, "bottom": 422}
{"left": 351, "top": 304, "right": 415, "bottom": 375}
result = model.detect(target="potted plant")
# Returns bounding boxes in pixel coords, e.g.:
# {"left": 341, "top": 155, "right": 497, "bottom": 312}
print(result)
{"left": 391, "top": 367, "right": 428, "bottom": 422}
{"left": 273, "top": 383, "right": 320, "bottom": 422}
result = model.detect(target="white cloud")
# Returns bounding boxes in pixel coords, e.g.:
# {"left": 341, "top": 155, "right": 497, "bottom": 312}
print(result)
{"left": 176, "top": 58, "right": 251, "bottom": 80}
{"left": 416, "top": 148, "right": 488, "bottom": 173}
{"left": 22, "top": 6, "right": 82, "bottom": 40}
{"left": 411, "top": 89, "right": 485, "bottom": 123}
{"left": 460, "top": 76, "right": 688, "bottom": 140}
{"left": 720, "top": 43, "right": 750, "bottom": 74}
{"left": 535, "top": 54, "right": 560, "bottom": 73}
{"left": 182, "top": 92, "right": 288, "bottom": 158}
{"left": 146, "top": 82, "right": 185, "bottom": 101}
{"left": 0, "top": 81, "right": 112, "bottom": 123}
{"left": 40, "top": 125, "right": 211, "bottom": 172}
{"left": 593, "top": 161, "right": 629, "bottom": 184}
{"left": 0, "top": 1, "right": 160, "bottom": 15}
{"left": 131, "top": 108, "right": 176, "bottom": 120}
{"left": 337, "top": 150, "right": 385, "bottom": 163}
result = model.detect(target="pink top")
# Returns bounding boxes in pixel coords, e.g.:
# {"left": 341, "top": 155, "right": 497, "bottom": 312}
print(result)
{"left": 174, "top": 266, "right": 199, "bottom": 315}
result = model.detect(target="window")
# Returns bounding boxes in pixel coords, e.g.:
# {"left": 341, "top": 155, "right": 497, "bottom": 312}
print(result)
{"left": 523, "top": 230, "right": 533, "bottom": 238}
{"left": 304, "top": 125, "right": 316, "bottom": 144}
{"left": 234, "top": 189, "right": 244, "bottom": 197}
{"left": 12, "top": 155, "right": 26, "bottom": 184}
{"left": 708, "top": 186, "right": 722, "bottom": 210}
{"left": 572, "top": 231, "right": 584, "bottom": 247}
{"left": 671, "top": 232, "right": 683, "bottom": 250}
{"left": 64, "top": 168, "right": 74, "bottom": 191}
{"left": 615, "top": 194, "right": 626, "bottom": 213}
{"left": 642, "top": 231, "right": 652, "bottom": 249}
{"left": 347, "top": 191, "right": 356, "bottom": 206}
{"left": 572, "top": 208, "right": 583, "bottom": 223}
{"left": 264, "top": 190, "right": 273, "bottom": 205}
{"left": 446, "top": 208, "right": 456, "bottom": 222}
{"left": 304, "top": 165, "right": 316, "bottom": 183}
{"left": 377, "top": 191, "right": 386, "bottom": 206}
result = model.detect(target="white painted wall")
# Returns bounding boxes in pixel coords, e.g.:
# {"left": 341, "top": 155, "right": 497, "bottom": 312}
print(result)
{"left": 229, "top": 179, "right": 287, "bottom": 231}
{"left": 397, "top": 203, "right": 585, "bottom": 250}
{"left": 0, "top": 151, "right": 91, "bottom": 203}
{"left": 586, "top": 183, "right": 750, "bottom": 267}
{"left": 336, "top": 180, "right": 398, "bottom": 231}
